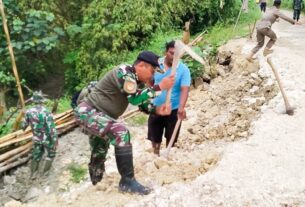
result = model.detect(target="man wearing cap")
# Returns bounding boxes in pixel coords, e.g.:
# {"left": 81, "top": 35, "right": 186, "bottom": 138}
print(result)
{"left": 147, "top": 41, "right": 191, "bottom": 155}
{"left": 22, "top": 91, "right": 58, "bottom": 179}
{"left": 247, "top": 0, "right": 301, "bottom": 61}
{"left": 74, "top": 51, "right": 174, "bottom": 195}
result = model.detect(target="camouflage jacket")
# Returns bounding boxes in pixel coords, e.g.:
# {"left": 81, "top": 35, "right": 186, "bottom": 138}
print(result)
{"left": 22, "top": 105, "right": 58, "bottom": 145}
{"left": 85, "top": 65, "right": 161, "bottom": 119}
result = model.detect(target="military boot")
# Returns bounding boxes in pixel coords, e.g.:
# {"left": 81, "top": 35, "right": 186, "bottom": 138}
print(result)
{"left": 30, "top": 160, "right": 40, "bottom": 179}
{"left": 42, "top": 159, "right": 53, "bottom": 176}
{"left": 88, "top": 154, "right": 105, "bottom": 185}
{"left": 263, "top": 48, "right": 273, "bottom": 56}
{"left": 115, "top": 145, "right": 151, "bottom": 195}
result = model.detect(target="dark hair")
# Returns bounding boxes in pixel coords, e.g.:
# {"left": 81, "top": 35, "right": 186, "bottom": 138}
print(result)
{"left": 165, "top": 40, "right": 175, "bottom": 52}
{"left": 273, "top": 0, "right": 281, "bottom": 7}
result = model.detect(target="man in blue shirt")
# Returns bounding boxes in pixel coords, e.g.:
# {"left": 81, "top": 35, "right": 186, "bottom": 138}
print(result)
{"left": 147, "top": 41, "right": 191, "bottom": 155}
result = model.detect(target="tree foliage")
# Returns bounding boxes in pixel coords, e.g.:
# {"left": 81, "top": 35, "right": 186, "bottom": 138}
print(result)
{"left": 1, "top": 0, "right": 242, "bottom": 95}
{"left": 0, "top": 0, "right": 63, "bottom": 86}
{"left": 74, "top": 0, "right": 241, "bottom": 88}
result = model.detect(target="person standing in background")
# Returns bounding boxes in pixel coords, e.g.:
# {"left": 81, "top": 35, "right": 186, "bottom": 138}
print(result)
{"left": 293, "top": 0, "right": 304, "bottom": 23}
{"left": 260, "top": 0, "right": 267, "bottom": 13}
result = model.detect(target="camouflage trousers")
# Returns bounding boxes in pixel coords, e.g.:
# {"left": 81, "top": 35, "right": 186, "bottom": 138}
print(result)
{"left": 32, "top": 141, "right": 56, "bottom": 161}
{"left": 74, "top": 102, "right": 131, "bottom": 147}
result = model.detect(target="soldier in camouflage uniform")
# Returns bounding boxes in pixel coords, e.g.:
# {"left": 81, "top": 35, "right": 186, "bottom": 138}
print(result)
{"left": 22, "top": 91, "right": 58, "bottom": 178}
{"left": 74, "top": 51, "right": 174, "bottom": 195}
{"left": 293, "top": 0, "right": 304, "bottom": 22}
{"left": 72, "top": 81, "right": 111, "bottom": 182}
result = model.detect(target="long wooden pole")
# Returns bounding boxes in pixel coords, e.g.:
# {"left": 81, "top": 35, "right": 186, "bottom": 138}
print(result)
{"left": 0, "top": 0, "right": 25, "bottom": 108}
{"left": 165, "top": 119, "right": 182, "bottom": 159}
{"left": 267, "top": 57, "right": 294, "bottom": 115}
{"left": 233, "top": 0, "right": 244, "bottom": 32}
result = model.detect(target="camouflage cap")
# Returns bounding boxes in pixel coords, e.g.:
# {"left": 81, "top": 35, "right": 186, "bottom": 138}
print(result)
{"left": 31, "top": 91, "right": 46, "bottom": 103}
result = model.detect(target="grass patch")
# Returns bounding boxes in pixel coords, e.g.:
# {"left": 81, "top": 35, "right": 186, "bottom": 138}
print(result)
{"left": 44, "top": 96, "right": 72, "bottom": 113}
{"left": 205, "top": 4, "right": 261, "bottom": 47}
{"left": 68, "top": 163, "right": 87, "bottom": 183}
{"left": 126, "top": 114, "right": 148, "bottom": 126}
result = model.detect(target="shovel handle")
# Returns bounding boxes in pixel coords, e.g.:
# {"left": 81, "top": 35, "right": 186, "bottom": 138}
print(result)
{"left": 165, "top": 119, "right": 182, "bottom": 159}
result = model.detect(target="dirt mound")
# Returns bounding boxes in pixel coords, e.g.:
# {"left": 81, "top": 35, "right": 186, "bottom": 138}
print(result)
{"left": 183, "top": 38, "right": 277, "bottom": 146}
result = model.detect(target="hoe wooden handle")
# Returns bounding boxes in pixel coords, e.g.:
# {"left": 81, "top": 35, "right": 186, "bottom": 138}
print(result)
{"left": 267, "top": 57, "right": 294, "bottom": 116}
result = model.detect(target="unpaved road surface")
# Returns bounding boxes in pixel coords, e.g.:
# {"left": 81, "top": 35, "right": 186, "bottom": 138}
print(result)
{"left": 2, "top": 10, "right": 305, "bottom": 207}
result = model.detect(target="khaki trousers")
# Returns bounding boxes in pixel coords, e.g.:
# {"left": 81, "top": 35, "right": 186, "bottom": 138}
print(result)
{"left": 252, "top": 27, "right": 277, "bottom": 54}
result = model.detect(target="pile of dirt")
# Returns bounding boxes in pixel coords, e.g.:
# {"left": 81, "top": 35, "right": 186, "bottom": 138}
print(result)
{"left": 0, "top": 38, "right": 277, "bottom": 207}
{"left": 182, "top": 38, "right": 277, "bottom": 146}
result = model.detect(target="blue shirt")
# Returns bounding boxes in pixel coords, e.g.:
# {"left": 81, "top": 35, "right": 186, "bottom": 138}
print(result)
{"left": 153, "top": 58, "right": 191, "bottom": 110}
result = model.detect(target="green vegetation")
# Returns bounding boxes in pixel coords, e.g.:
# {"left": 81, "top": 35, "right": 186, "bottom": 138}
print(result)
{"left": 71, "top": 0, "right": 241, "bottom": 90}
{"left": 68, "top": 163, "right": 87, "bottom": 183}
{"left": 206, "top": 3, "right": 261, "bottom": 47}
{"left": 0, "top": 110, "right": 16, "bottom": 136}
{"left": 44, "top": 96, "right": 72, "bottom": 113}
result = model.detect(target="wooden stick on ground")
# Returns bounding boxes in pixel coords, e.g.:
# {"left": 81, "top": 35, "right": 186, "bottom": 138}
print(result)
{"left": 0, "top": 156, "right": 30, "bottom": 174}
{"left": 0, "top": 134, "right": 32, "bottom": 149}
{"left": 0, "top": 146, "right": 32, "bottom": 167}
{"left": 0, "top": 141, "right": 32, "bottom": 162}
{"left": 165, "top": 119, "right": 182, "bottom": 159}
{"left": 249, "top": 20, "right": 257, "bottom": 39}
{"left": 267, "top": 57, "right": 294, "bottom": 115}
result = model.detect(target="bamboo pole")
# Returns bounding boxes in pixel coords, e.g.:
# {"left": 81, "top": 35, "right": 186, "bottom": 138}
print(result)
{"left": 233, "top": 0, "right": 244, "bottom": 32}
{"left": 0, "top": 0, "right": 25, "bottom": 108}
{"left": 0, "top": 127, "right": 31, "bottom": 143}
{"left": 0, "top": 156, "right": 30, "bottom": 173}
{"left": 54, "top": 113, "right": 73, "bottom": 125}
{"left": 53, "top": 109, "right": 73, "bottom": 120}
{"left": 0, "top": 134, "right": 32, "bottom": 149}
{"left": 56, "top": 119, "right": 76, "bottom": 130}
{"left": 188, "top": 31, "right": 207, "bottom": 46}
{"left": 0, "top": 145, "right": 32, "bottom": 167}
{"left": 0, "top": 141, "right": 32, "bottom": 162}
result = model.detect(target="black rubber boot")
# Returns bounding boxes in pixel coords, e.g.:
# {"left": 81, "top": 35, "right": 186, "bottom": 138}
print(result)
{"left": 115, "top": 145, "right": 151, "bottom": 195}
{"left": 88, "top": 153, "right": 105, "bottom": 185}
